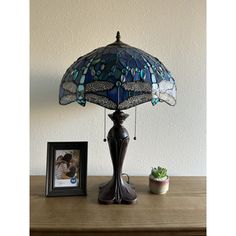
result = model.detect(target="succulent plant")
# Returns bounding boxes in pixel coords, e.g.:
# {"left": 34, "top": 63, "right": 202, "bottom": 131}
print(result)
{"left": 151, "top": 166, "right": 168, "bottom": 179}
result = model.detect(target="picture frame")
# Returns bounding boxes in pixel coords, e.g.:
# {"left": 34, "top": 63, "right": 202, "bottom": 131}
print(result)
{"left": 45, "top": 142, "right": 87, "bottom": 197}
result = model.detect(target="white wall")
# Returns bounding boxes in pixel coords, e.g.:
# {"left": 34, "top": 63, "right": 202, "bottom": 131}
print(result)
{"left": 30, "top": 0, "right": 206, "bottom": 176}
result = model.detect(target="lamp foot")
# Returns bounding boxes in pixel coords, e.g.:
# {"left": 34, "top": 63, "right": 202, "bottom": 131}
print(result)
{"left": 98, "top": 177, "right": 137, "bottom": 204}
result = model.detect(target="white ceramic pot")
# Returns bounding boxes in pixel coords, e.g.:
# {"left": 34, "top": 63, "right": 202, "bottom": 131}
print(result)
{"left": 149, "top": 175, "right": 169, "bottom": 194}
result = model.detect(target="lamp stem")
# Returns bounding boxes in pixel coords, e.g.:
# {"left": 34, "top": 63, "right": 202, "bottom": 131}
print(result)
{"left": 98, "top": 110, "right": 137, "bottom": 204}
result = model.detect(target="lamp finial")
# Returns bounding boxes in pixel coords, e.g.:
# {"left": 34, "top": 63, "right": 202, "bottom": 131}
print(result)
{"left": 116, "top": 31, "right": 120, "bottom": 42}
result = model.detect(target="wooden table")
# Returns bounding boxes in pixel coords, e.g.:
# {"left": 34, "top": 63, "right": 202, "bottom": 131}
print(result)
{"left": 30, "top": 176, "right": 206, "bottom": 236}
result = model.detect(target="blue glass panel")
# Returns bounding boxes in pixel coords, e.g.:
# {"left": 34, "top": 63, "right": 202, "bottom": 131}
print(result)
{"left": 135, "top": 59, "right": 144, "bottom": 69}
{"left": 155, "top": 72, "right": 163, "bottom": 83}
{"left": 123, "top": 89, "right": 129, "bottom": 101}
{"left": 117, "top": 86, "right": 125, "bottom": 104}
{"left": 144, "top": 69, "right": 151, "bottom": 83}
{"left": 95, "top": 63, "right": 101, "bottom": 71}
{"left": 119, "top": 57, "right": 127, "bottom": 68}
{"left": 107, "top": 86, "right": 118, "bottom": 103}
{"left": 104, "top": 75, "right": 116, "bottom": 83}
{"left": 125, "top": 70, "right": 133, "bottom": 82}
{"left": 109, "top": 47, "right": 118, "bottom": 54}
{"left": 133, "top": 72, "right": 140, "bottom": 81}
{"left": 85, "top": 72, "right": 93, "bottom": 83}
{"left": 127, "top": 59, "right": 137, "bottom": 68}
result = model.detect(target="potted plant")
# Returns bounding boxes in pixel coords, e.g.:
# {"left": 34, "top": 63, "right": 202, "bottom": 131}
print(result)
{"left": 149, "top": 166, "right": 169, "bottom": 194}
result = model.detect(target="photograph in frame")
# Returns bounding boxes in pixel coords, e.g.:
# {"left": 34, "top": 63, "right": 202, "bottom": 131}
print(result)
{"left": 54, "top": 149, "right": 80, "bottom": 188}
{"left": 45, "top": 142, "right": 87, "bottom": 197}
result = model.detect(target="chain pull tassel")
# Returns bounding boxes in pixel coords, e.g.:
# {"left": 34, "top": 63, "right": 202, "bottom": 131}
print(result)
{"left": 103, "top": 108, "right": 107, "bottom": 142}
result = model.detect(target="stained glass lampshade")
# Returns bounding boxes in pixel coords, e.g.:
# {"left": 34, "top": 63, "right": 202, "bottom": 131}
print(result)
{"left": 59, "top": 32, "right": 176, "bottom": 204}
{"left": 59, "top": 32, "right": 176, "bottom": 109}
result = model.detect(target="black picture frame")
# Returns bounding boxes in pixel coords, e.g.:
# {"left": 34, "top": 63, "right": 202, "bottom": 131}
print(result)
{"left": 45, "top": 142, "right": 87, "bottom": 197}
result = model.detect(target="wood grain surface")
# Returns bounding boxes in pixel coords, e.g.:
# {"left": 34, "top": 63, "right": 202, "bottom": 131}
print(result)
{"left": 30, "top": 176, "right": 206, "bottom": 236}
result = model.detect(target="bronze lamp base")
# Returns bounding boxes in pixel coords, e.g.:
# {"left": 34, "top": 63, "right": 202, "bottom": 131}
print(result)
{"left": 98, "top": 110, "right": 137, "bottom": 204}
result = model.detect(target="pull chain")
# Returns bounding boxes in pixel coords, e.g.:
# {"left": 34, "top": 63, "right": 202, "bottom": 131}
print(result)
{"left": 134, "top": 106, "right": 137, "bottom": 140}
{"left": 103, "top": 108, "right": 107, "bottom": 142}
{"left": 117, "top": 85, "right": 120, "bottom": 106}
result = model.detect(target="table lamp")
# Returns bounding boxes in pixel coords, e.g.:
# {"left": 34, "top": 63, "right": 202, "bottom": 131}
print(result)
{"left": 59, "top": 32, "right": 176, "bottom": 204}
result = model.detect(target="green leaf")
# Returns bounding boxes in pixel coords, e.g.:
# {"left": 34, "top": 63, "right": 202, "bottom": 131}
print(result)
{"left": 151, "top": 166, "right": 168, "bottom": 179}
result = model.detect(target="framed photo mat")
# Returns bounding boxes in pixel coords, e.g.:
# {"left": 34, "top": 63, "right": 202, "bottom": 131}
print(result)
{"left": 45, "top": 142, "right": 87, "bottom": 197}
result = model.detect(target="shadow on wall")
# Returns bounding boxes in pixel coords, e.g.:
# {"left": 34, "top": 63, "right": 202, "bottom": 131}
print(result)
{"left": 31, "top": 72, "right": 61, "bottom": 110}
{"left": 30, "top": 72, "right": 91, "bottom": 114}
